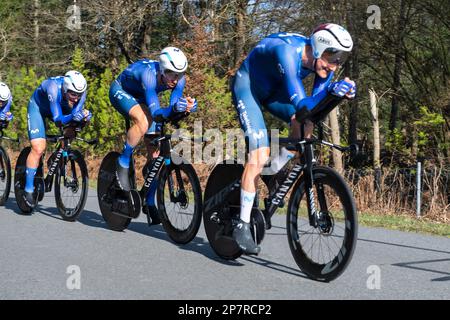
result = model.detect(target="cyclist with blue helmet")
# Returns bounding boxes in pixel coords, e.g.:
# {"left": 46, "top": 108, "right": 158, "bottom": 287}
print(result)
{"left": 231, "top": 23, "right": 356, "bottom": 255}
{"left": 110, "top": 46, "right": 197, "bottom": 225}
{"left": 22, "top": 70, "right": 92, "bottom": 207}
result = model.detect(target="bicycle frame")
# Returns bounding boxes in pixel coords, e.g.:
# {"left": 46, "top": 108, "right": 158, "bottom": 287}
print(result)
{"left": 0, "top": 125, "right": 18, "bottom": 177}
{"left": 43, "top": 124, "right": 97, "bottom": 193}
{"left": 204, "top": 131, "right": 356, "bottom": 229}
{"left": 125, "top": 114, "right": 188, "bottom": 203}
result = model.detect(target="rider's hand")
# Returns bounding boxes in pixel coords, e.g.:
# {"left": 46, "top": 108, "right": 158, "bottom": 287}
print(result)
{"left": 73, "top": 109, "right": 91, "bottom": 122}
{"left": 329, "top": 77, "right": 355, "bottom": 98}
{"left": 186, "top": 97, "right": 198, "bottom": 113}
{"left": 174, "top": 98, "right": 188, "bottom": 112}
{"left": 83, "top": 109, "right": 92, "bottom": 122}
{"left": 0, "top": 111, "right": 13, "bottom": 122}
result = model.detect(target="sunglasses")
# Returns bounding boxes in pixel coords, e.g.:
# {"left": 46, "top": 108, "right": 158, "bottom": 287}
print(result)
{"left": 164, "top": 70, "right": 184, "bottom": 81}
{"left": 67, "top": 90, "right": 83, "bottom": 99}
{"left": 322, "top": 49, "right": 350, "bottom": 65}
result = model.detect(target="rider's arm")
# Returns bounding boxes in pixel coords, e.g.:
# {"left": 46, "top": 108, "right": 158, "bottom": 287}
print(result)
{"left": 46, "top": 81, "right": 73, "bottom": 125}
{"left": 141, "top": 67, "right": 162, "bottom": 118}
{"left": 0, "top": 96, "right": 12, "bottom": 115}
{"left": 70, "top": 91, "right": 87, "bottom": 115}
{"left": 277, "top": 46, "right": 333, "bottom": 114}
{"left": 168, "top": 76, "right": 186, "bottom": 112}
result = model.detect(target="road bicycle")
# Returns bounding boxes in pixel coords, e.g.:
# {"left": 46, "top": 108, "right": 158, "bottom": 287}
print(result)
{"left": 14, "top": 122, "right": 97, "bottom": 220}
{"left": 0, "top": 120, "right": 19, "bottom": 205}
{"left": 203, "top": 93, "right": 358, "bottom": 282}
{"left": 97, "top": 112, "right": 202, "bottom": 244}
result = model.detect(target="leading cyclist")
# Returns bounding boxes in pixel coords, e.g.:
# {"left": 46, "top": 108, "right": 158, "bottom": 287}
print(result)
{"left": 231, "top": 23, "right": 357, "bottom": 255}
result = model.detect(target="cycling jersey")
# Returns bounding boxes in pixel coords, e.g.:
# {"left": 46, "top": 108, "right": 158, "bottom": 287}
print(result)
{"left": 110, "top": 59, "right": 185, "bottom": 133}
{"left": 28, "top": 77, "right": 86, "bottom": 140}
{"left": 0, "top": 96, "right": 12, "bottom": 115}
{"left": 232, "top": 32, "right": 334, "bottom": 150}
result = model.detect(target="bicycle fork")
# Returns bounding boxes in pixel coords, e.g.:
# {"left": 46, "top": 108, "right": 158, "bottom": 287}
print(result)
{"left": 44, "top": 148, "right": 64, "bottom": 192}
{"left": 303, "top": 143, "right": 327, "bottom": 229}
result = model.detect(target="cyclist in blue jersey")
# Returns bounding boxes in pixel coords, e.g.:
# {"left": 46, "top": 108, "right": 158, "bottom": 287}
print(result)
{"left": 110, "top": 46, "right": 197, "bottom": 225}
{"left": 231, "top": 23, "right": 357, "bottom": 255}
{"left": 0, "top": 82, "right": 13, "bottom": 123}
{"left": 23, "top": 70, "right": 92, "bottom": 207}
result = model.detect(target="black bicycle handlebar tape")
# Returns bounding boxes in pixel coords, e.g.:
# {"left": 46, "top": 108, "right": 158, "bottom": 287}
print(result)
{"left": 295, "top": 93, "right": 344, "bottom": 123}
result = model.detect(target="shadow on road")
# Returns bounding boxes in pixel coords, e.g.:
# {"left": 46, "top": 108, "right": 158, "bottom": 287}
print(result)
{"left": 392, "top": 258, "right": 450, "bottom": 282}
{"left": 3, "top": 194, "right": 27, "bottom": 215}
{"left": 121, "top": 220, "right": 314, "bottom": 279}
{"left": 355, "top": 237, "right": 450, "bottom": 282}
{"left": 126, "top": 221, "right": 242, "bottom": 266}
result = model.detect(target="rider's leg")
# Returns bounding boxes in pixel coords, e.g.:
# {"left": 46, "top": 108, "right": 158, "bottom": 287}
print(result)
{"left": 24, "top": 138, "right": 46, "bottom": 191}
{"left": 109, "top": 80, "right": 149, "bottom": 191}
{"left": 231, "top": 62, "right": 268, "bottom": 255}
{"left": 241, "top": 147, "right": 270, "bottom": 221}
{"left": 117, "top": 104, "right": 149, "bottom": 166}
{"left": 23, "top": 99, "right": 46, "bottom": 206}
{"left": 115, "top": 104, "right": 149, "bottom": 191}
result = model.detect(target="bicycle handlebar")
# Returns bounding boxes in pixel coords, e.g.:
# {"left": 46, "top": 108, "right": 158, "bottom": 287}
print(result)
{"left": 278, "top": 137, "right": 358, "bottom": 154}
{"left": 152, "top": 111, "right": 190, "bottom": 126}
{"left": 295, "top": 92, "right": 347, "bottom": 124}
{"left": 46, "top": 120, "right": 97, "bottom": 145}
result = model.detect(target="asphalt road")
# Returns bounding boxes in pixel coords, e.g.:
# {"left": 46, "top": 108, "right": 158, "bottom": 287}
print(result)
{"left": 0, "top": 188, "right": 449, "bottom": 300}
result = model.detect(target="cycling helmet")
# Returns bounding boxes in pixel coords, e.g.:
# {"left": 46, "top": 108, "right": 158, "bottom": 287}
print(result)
{"left": 0, "top": 82, "right": 11, "bottom": 102}
{"left": 159, "top": 47, "right": 188, "bottom": 74}
{"left": 310, "top": 23, "right": 353, "bottom": 64}
{"left": 63, "top": 70, "right": 87, "bottom": 94}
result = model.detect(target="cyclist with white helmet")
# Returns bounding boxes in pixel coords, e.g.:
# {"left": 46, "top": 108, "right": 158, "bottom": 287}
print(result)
{"left": 0, "top": 82, "right": 13, "bottom": 123}
{"left": 231, "top": 23, "right": 356, "bottom": 255}
{"left": 109, "top": 46, "right": 197, "bottom": 224}
{"left": 22, "top": 70, "right": 92, "bottom": 207}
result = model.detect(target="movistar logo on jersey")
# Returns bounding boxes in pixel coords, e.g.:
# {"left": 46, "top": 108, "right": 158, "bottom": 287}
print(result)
{"left": 252, "top": 130, "right": 265, "bottom": 141}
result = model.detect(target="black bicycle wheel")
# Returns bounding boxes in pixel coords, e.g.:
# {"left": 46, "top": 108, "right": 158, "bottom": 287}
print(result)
{"left": 157, "top": 162, "right": 202, "bottom": 244}
{"left": 287, "top": 166, "right": 358, "bottom": 282}
{"left": 0, "top": 146, "right": 11, "bottom": 206}
{"left": 54, "top": 150, "right": 88, "bottom": 221}
{"left": 203, "top": 163, "right": 243, "bottom": 260}
{"left": 97, "top": 152, "right": 131, "bottom": 231}
{"left": 14, "top": 147, "right": 35, "bottom": 215}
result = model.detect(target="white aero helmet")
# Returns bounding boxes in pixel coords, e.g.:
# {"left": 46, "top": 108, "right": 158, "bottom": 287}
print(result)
{"left": 63, "top": 70, "right": 87, "bottom": 94}
{"left": 0, "top": 82, "right": 11, "bottom": 102}
{"left": 159, "top": 47, "right": 188, "bottom": 74}
{"left": 310, "top": 23, "right": 353, "bottom": 64}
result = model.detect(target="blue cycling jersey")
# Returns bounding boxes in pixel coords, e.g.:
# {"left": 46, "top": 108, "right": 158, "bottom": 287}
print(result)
{"left": 32, "top": 76, "right": 86, "bottom": 125}
{"left": 232, "top": 32, "right": 334, "bottom": 151}
{"left": 0, "top": 96, "right": 12, "bottom": 114}
{"left": 245, "top": 32, "right": 333, "bottom": 111}
{"left": 116, "top": 59, "right": 185, "bottom": 118}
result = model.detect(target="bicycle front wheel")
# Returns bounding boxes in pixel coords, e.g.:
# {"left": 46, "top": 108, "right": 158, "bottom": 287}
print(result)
{"left": 55, "top": 150, "right": 88, "bottom": 221}
{"left": 157, "top": 162, "right": 202, "bottom": 244}
{"left": 287, "top": 166, "right": 358, "bottom": 282}
{"left": 0, "top": 146, "right": 11, "bottom": 206}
